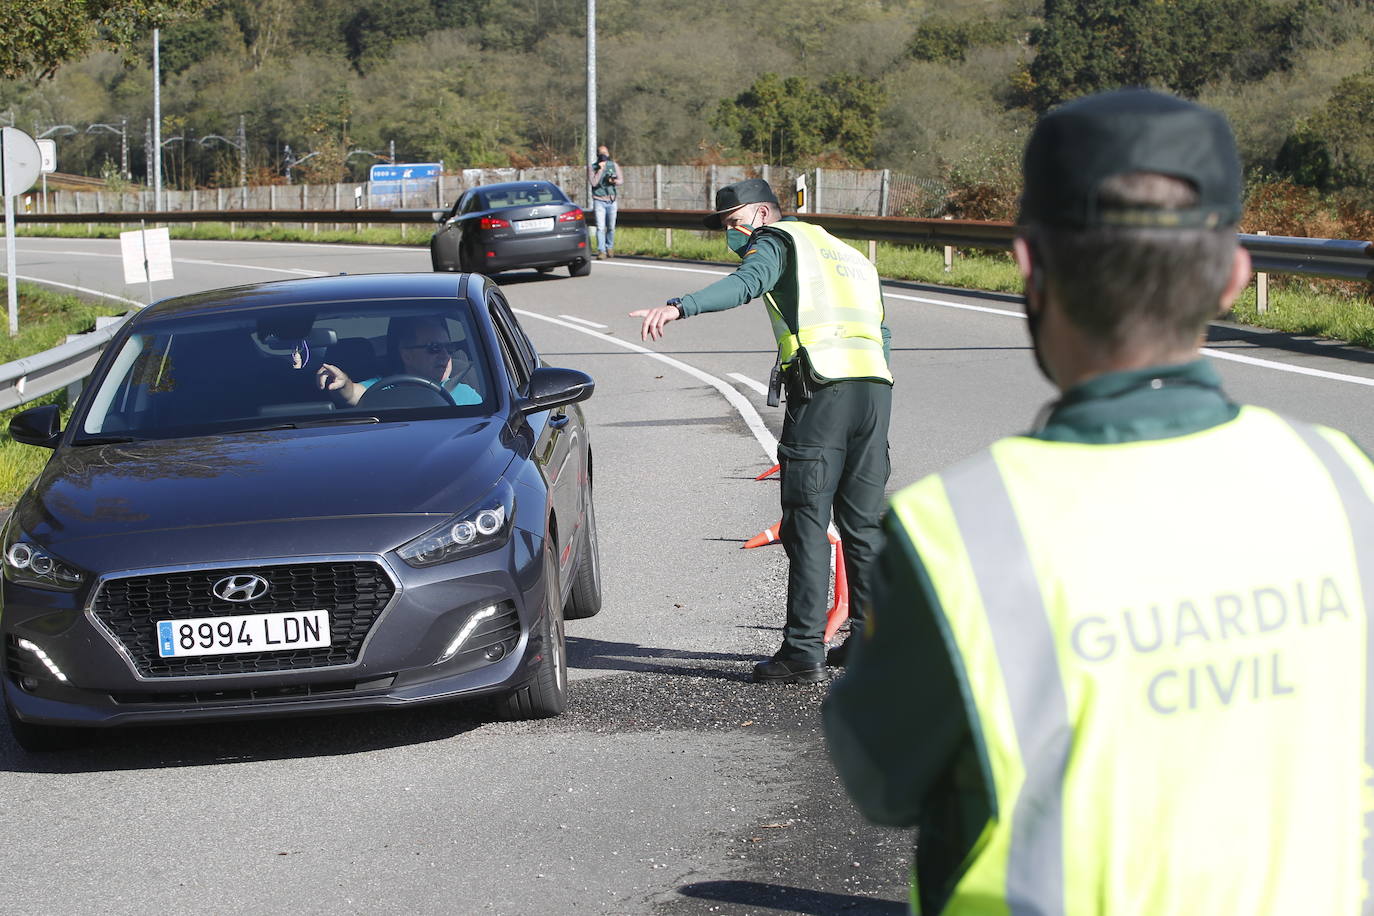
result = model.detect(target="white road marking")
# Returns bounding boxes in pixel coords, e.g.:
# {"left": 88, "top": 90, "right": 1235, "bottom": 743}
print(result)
{"left": 13, "top": 275, "right": 143, "bottom": 306}
{"left": 558, "top": 315, "right": 608, "bottom": 329}
{"left": 886, "top": 291, "right": 1024, "bottom": 319}
{"left": 514, "top": 308, "right": 778, "bottom": 464}
{"left": 20, "top": 248, "right": 325, "bottom": 277}
{"left": 604, "top": 260, "right": 731, "bottom": 277}
{"left": 728, "top": 373, "right": 769, "bottom": 396}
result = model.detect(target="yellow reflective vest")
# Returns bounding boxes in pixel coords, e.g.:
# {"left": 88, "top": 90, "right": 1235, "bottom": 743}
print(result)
{"left": 889, "top": 405, "right": 1374, "bottom": 915}
{"left": 760, "top": 221, "right": 892, "bottom": 384}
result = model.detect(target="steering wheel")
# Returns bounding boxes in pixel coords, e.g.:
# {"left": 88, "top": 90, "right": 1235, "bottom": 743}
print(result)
{"left": 355, "top": 374, "right": 457, "bottom": 408}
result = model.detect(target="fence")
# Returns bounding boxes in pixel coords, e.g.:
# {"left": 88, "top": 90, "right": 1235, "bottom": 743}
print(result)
{"left": 22, "top": 165, "right": 951, "bottom": 220}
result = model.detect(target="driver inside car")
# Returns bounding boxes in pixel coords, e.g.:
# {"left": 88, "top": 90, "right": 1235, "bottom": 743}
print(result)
{"left": 315, "top": 315, "right": 482, "bottom": 406}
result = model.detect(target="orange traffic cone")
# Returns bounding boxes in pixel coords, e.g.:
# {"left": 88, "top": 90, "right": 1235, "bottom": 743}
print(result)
{"left": 824, "top": 536, "right": 850, "bottom": 643}
{"left": 755, "top": 463, "right": 780, "bottom": 481}
{"left": 743, "top": 520, "right": 782, "bottom": 549}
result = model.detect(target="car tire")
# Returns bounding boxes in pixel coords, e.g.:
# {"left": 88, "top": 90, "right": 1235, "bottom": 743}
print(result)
{"left": 492, "top": 547, "right": 567, "bottom": 720}
{"left": 568, "top": 258, "right": 591, "bottom": 278}
{"left": 4, "top": 691, "right": 85, "bottom": 753}
{"left": 563, "top": 489, "right": 602, "bottom": 620}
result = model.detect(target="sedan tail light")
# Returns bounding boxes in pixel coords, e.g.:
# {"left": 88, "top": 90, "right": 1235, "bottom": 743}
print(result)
{"left": 480, "top": 216, "right": 511, "bottom": 230}
{"left": 559, "top": 209, "right": 584, "bottom": 222}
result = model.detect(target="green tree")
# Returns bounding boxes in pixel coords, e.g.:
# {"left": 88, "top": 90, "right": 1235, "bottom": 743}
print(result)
{"left": 0, "top": 0, "right": 207, "bottom": 79}
{"left": 1277, "top": 69, "right": 1374, "bottom": 191}
{"left": 712, "top": 72, "right": 884, "bottom": 166}
{"left": 1027, "top": 0, "right": 1303, "bottom": 111}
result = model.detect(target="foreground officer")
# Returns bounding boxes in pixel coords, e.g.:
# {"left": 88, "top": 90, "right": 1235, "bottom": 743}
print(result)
{"left": 825, "top": 88, "right": 1374, "bottom": 914}
{"left": 631, "top": 179, "right": 893, "bottom": 684}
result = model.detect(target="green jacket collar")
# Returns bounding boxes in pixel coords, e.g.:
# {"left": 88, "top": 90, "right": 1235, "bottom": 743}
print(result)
{"left": 1032, "top": 359, "right": 1239, "bottom": 444}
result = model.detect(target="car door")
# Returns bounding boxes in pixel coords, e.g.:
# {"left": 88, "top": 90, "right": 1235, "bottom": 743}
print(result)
{"left": 487, "top": 290, "right": 583, "bottom": 584}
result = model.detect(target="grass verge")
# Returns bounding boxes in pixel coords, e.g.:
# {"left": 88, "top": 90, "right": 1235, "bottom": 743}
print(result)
{"left": 0, "top": 284, "right": 129, "bottom": 508}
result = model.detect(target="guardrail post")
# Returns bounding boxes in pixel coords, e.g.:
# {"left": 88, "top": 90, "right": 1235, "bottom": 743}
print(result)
{"left": 708, "top": 165, "right": 717, "bottom": 211}
{"left": 944, "top": 215, "right": 954, "bottom": 272}
{"left": 1256, "top": 229, "right": 1269, "bottom": 314}
{"left": 868, "top": 240, "right": 877, "bottom": 265}
{"left": 656, "top": 164, "right": 671, "bottom": 251}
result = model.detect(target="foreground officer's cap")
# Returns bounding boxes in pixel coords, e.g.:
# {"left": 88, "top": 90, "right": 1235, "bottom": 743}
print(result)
{"left": 703, "top": 178, "right": 781, "bottom": 229}
{"left": 1018, "top": 88, "right": 1242, "bottom": 230}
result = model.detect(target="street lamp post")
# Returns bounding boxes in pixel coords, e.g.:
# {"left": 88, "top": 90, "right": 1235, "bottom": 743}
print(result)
{"left": 586, "top": 0, "right": 596, "bottom": 207}
{"left": 152, "top": 27, "right": 162, "bottom": 211}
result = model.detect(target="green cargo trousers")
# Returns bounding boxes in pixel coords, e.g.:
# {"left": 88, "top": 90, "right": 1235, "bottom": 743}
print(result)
{"left": 776, "top": 378, "right": 892, "bottom": 665}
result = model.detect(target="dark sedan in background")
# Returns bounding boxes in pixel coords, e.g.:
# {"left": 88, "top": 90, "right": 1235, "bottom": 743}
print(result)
{"left": 2, "top": 272, "right": 601, "bottom": 752}
{"left": 431, "top": 180, "right": 592, "bottom": 278}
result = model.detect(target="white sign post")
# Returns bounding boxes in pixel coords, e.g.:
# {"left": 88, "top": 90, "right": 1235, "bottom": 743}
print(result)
{"left": 36, "top": 138, "right": 55, "bottom": 212}
{"left": 2, "top": 127, "right": 42, "bottom": 335}
{"left": 121, "top": 224, "right": 173, "bottom": 305}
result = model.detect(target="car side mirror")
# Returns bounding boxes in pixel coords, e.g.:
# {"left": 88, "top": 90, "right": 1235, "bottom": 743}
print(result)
{"left": 516, "top": 367, "right": 595, "bottom": 415}
{"left": 9, "top": 404, "right": 62, "bottom": 448}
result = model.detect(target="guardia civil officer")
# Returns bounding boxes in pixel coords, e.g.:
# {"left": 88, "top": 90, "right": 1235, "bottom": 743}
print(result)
{"left": 631, "top": 179, "right": 893, "bottom": 684}
{"left": 825, "top": 88, "right": 1374, "bottom": 914}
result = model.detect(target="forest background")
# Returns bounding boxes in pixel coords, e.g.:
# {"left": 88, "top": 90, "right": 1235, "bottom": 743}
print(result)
{"left": 2, "top": 0, "right": 1374, "bottom": 238}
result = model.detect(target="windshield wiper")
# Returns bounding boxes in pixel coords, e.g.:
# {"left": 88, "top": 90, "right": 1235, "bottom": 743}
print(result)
{"left": 226, "top": 416, "right": 383, "bottom": 434}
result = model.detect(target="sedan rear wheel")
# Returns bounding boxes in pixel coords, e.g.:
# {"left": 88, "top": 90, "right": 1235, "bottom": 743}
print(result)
{"left": 563, "top": 489, "right": 602, "bottom": 620}
{"left": 492, "top": 547, "right": 567, "bottom": 720}
{"left": 569, "top": 258, "right": 591, "bottom": 278}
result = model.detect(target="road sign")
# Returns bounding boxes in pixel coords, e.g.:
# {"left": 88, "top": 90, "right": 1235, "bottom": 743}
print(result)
{"left": 369, "top": 163, "right": 441, "bottom": 182}
{"left": 2, "top": 127, "right": 41, "bottom": 196}
{"left": 37, "top": 139, "right": 56, "bottom": 174}
{"left": 370, "top": 163, "right": 442, "bottom": 207}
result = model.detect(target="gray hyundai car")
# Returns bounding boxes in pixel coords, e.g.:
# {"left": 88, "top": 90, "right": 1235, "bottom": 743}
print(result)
{"left": 2, "top": 272, "right": 600, "bottom": 751}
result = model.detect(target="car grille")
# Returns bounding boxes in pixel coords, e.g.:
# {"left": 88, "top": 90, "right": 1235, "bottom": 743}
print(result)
{"left": 92, "top": 561, "right": 396, "bottom": 678}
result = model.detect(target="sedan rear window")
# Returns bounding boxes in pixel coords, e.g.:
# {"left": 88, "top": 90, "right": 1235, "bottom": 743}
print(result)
{"left": 480, "top": 184, "right": 565, "bottom": 210}
{"left": 78, "top": 300, "right": 494, "bottom": 440}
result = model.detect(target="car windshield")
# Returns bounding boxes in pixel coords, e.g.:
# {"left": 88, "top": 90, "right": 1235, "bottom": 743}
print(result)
{"left": 75, "top": 299, "right": 495, "bottom": 441}
{"left": 480, "top": 184, "right": 564, "bottom": 210}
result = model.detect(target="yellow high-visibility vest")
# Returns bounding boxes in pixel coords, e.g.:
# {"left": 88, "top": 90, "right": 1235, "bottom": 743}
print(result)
{"left": 889, "top": 405, "right": 1374, "bottom": 915}
{"left": 760, "top": 221, "right": 892, "bottom": 384}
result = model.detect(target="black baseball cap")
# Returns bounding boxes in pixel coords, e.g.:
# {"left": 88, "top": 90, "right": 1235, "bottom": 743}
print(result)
{"left": 1018, "top": 88, "right": 1242, "bottom": 230}
{"left": 703, "top": 178, "right": 781, "bottom": 229}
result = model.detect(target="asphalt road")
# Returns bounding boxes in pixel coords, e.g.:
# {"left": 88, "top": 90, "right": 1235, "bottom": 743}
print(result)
{"left": 5, "top": 236, "right": 1374, "bottom": 915}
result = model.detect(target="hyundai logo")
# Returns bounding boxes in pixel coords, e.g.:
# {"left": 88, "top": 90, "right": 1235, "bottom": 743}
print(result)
{"left": 212, "top": 574, "right": 270, "bottom": 603}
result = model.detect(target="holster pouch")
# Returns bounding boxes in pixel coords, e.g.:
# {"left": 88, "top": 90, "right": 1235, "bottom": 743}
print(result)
{"left": 784, "top": 349, "right": 822, "bottom": 403}
{"left": 766, "top": 360, "right": 783, "bottom": 407}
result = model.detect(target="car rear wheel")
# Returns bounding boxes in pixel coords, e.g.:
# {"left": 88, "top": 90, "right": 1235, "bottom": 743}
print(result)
{"left": 563, "top": 489, "right": 602, "bottom": 620}
{"left": 492, "top": 547, "right": 567, "bottom": 720}
{"left": 568, "top": 258, "right": 591, "bottom": 278}
{"left": 5, "top": 691, "right": 85, "bottom": 753}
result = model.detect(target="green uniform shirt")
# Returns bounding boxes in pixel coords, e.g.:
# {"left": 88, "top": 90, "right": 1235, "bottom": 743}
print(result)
{"left": 678, "top": 217, "right": 893, "bottom": 358}
{"left": 823, "top": 358, "right": 1239, "bottom": 914}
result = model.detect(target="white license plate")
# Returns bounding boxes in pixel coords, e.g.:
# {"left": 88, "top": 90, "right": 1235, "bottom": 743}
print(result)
{"left": 156, "top": 610, "right": 330, "bottom": 658}
{"left": 514, "top": 217, "right": 553, "bottom": 232}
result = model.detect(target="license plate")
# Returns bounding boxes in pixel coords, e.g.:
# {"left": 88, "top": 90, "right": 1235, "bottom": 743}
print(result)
{"left": 514, "top": 217, "right": 553, "bottom": 232}
{"left": 156, "top": 610, "right": 330, "bottom": 658}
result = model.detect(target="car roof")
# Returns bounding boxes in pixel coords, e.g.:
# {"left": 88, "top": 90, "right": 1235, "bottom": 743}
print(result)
{"left": 137, "top": 273, "right": 489, "bottom": 321}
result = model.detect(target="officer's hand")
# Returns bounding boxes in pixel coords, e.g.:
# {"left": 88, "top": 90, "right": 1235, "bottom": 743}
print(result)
{"left": 629, "top": 301, "right": 682, "bottom": 341}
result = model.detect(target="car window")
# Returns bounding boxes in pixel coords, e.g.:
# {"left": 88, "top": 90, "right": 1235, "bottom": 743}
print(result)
{"left": 479, "top": 184, "right": 563, "bottom": 210}
{"left": 78, "top": 299, "right": 496, "bottom": 440}
{"left": 487, "top": 293, "right": 534, "bottom": 392}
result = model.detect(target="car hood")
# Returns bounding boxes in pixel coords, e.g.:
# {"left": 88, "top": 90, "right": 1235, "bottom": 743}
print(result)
{"left": 14, "top": 419, "right": 523, "bottom": 569}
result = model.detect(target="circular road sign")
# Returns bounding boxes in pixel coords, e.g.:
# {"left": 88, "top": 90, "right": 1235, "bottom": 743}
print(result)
{"left": 1, "top": 127, "right": 42, "bottom": 197}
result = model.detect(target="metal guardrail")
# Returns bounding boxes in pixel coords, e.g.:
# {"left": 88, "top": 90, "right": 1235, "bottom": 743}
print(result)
{"left": 3, "top": 208, "right": 1372, "bottom": 414}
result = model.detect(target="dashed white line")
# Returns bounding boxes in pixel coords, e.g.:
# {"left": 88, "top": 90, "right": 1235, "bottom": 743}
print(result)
{"left": 514, "top": 308, "right": 778, "bottom": 463}
{"left": 558, "top": 315, "right": 608, "bottom": 330}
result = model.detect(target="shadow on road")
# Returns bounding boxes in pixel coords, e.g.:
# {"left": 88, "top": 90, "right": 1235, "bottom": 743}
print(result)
{"left": 567, "top": 635, "right": 757, "bottom": 682}
{"left": 675, "top": 879, "right": 906, "bottom": 914}
{"left": 0, "top": 702, "right": 487, "bottom": 774}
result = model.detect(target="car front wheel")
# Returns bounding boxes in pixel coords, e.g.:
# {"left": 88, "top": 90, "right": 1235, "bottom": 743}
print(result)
{"left": 492, "top": 547, "right": 568, "bottom": 720}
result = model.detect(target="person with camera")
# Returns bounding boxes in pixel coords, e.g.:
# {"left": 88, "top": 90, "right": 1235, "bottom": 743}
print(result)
{"left": 631, "top": 178, "right": 893, "bottom": 684}
{"left": 589, "top": 144, "right": 622, "bottom": 259}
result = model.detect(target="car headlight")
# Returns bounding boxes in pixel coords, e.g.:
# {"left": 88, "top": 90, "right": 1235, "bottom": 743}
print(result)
{"left": 3, "top": 528, "right": 85, "bottom": 591}
{"left": 397, "top": 480, "right": 516, "bottom": 568}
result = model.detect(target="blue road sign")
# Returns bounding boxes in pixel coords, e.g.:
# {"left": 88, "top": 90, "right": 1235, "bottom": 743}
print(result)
{"left": 370, "top": 163, "right": 442, "bottom": 206}
{"left": 370, "top": 163, "right": 442, "bottom": 182}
